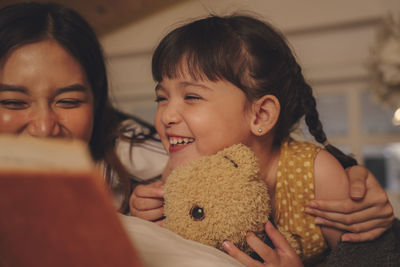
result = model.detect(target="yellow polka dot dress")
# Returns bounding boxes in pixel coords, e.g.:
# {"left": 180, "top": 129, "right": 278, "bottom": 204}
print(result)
{"left": 274, "top": 139, "right": 328, "bottom": 261}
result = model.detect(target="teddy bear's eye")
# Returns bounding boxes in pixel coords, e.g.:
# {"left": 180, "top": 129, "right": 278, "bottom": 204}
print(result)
{"left": 190, "top": 205, "right": 205, "bottom": 221}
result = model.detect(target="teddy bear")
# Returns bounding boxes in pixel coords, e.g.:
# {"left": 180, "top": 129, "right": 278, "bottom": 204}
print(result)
{"left": 163, "top": 143, "right": 298, "bottom": 255}
{"left": 162, "top": 143, "right": 400, "bottom": 266}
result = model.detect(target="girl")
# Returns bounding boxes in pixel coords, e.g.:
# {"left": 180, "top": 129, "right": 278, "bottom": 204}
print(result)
{"left": 135, "top": 14, "right": 393, "bottom": 265}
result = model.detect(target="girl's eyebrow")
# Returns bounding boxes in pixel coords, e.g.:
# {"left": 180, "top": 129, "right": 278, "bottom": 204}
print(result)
{"left": 179, "top": 81, "right": 212, "bottom": 90}
{"left": 155, "top": 81, "right": 212, "bottom": 92}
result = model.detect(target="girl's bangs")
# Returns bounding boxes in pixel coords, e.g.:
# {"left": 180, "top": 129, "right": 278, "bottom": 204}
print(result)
{"left": 152, "top": 17, "right": 243, "bottom": 83}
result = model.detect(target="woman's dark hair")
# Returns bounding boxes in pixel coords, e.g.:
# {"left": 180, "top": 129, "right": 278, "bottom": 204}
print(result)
{"left": 152, "top": 14, "right": 357, "bottom": 168}
{"left": 0, "top": 2, "right": 147, "bottom": 212}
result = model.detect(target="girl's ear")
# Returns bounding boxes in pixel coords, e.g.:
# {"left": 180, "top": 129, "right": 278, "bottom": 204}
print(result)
{"left": 250, "top": 95, "right": 280, "bottom": 136}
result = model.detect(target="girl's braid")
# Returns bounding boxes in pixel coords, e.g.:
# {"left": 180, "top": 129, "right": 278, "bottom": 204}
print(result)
{"left": 300, "top": 75, "right": 357, "bottom": 168}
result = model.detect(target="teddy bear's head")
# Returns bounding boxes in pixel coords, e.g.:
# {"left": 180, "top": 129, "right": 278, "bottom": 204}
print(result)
{"left": 163, "top": 144, "right": 270, "bottom": 253}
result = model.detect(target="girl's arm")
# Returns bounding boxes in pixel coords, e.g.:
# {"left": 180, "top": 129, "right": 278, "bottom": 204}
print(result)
{"left": 306, "top": 166, "right": 394, "bottom": 242}
{"left": 129, "top": 160, "right": 171, "bottom": 225}
{"left": 313, "top": 149, "right": 350, "bottom": 248}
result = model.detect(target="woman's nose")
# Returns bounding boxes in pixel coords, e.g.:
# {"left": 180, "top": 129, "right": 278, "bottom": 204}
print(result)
{"left": 26, "top": 107, "right": 60, "bottom": 137}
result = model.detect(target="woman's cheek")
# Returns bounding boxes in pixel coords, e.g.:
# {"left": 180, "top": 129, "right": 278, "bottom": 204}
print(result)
{"left": 60, "top": 107, "right": 94, "bottom": 142}
{"left": 0, "top": 111, "right": 25, "bottom": 134}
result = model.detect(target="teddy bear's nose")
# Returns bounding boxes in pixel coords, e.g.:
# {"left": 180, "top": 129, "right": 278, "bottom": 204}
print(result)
{"left": 190, "top": 205, "right": 205, "bottom": 221}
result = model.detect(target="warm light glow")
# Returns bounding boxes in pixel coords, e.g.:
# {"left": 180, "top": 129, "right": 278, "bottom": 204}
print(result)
{"left": 393, "top": 107, "right": 400, "bottom": 126}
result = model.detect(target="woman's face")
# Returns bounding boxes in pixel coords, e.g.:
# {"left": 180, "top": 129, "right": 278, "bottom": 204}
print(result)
{"left": 0, "top": 39, "right": 94, "bottom": 142}
{"left": 154, "top": 67, "right": 254, "bottom": 172}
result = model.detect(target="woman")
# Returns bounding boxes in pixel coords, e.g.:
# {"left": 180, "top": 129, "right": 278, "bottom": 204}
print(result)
{"left": 0, "top": 2, "right": 167, "bottom": 213}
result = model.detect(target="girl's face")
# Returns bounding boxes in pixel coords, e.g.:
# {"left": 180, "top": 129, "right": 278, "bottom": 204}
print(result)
{"left": 0, "top": 39, "right": 94, "bottom": 142}
{"left": 154, "top": 70, "right": 254, "bottom": 171}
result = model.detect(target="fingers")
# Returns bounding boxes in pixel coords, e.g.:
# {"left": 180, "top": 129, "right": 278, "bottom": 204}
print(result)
{"left": 307, "top": 198, "right": 371, "bottom": 214}
{"left": 131, "top": 206, "right": 164, "bottom": 221}
{"left": 129, "top": 180, "right": 165, "bottom": 221}
{"left": 264, "top": 221, "right": 293, "bottom": 253}
{"left": 306, "top": 190, "right": 394, "bottom": 242}
{"left": 306, "top": 202, "right": 393, "bottom": 225}
{"left": 306, "top": 186, "right": 393, "bottom": 228}
{"left": 314, "top": 215, "right": 393, "bottom": 234}
{"left": 345, "top": 166, "right": 368, "bottom": 199}
{"left": 264, "top": 222, "right": 303, "bottom": 267}
{"left": 133, "top": 180, "right": 164, "bottom": 199}
{"left": 341, "top": 227, "right": 389, "bottom": 242}
{"left": 246, "top": 231, "right": 278, "bottom": 263}
{"left": 224, "top": 223, "right": 303, "bottom": 267}
{"left": 131, "top": 193, "right": 164, "bottom": 211}
{"left": 222, "top": 240, "right": 263, "bottom": 267}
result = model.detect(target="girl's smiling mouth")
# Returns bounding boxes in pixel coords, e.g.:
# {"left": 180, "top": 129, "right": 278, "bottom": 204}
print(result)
{"left": 168, "top": 136, "right": 195, "bottom": 153}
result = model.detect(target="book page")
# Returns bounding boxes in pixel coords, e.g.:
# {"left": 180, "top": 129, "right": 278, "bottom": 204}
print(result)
{"left": 0, "top": 135, "right": 93, "bottom": 172}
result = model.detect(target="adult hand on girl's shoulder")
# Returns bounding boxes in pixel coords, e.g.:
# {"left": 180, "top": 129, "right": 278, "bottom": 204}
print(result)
{"left": 306, "top": 165, "right": 394, "bottom": 242}
{"left": 129, "top": 180, "right": 165, "bottom": 226}
{"left": 223, "top": 221, "right": 303, "bottom": 267}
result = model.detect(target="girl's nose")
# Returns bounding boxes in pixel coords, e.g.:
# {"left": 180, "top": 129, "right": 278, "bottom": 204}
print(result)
{"left": 161, "top": 103, "right": 181, "bottom": 127}
{"left": 26, "top": 107, "right": 61, "bottom": 137}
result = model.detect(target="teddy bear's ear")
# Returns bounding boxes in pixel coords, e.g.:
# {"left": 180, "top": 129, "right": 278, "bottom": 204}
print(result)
{"left": 217, "top": 144, "right": 259, "bottom": 174}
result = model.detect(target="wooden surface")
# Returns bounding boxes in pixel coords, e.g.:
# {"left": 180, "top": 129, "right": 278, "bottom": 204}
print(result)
{"left": 0, "top": 0, "right": 187, "bottom": 35}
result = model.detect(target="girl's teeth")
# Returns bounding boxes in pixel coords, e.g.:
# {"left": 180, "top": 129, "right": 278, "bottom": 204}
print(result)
{"left": 169, "top": 137, "right": 194, "bottom": 145}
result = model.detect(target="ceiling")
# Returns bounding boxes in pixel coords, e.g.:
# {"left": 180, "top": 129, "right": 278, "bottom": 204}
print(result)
{"left": 0, "top": 0, "right": 186, "bottom": 36}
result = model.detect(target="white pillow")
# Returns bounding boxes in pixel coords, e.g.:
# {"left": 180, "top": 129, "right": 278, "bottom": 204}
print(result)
{"left": 119, "top": 215, "right": 243, "bottom": 267}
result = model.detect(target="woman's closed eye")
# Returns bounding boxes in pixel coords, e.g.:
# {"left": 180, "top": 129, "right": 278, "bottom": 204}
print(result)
{"left": 155, "top": 96, "right": 167, "bottom": 103}
{"left": 55, "top": 98, "right": 84, "bottom": 108}
{"left": 0, "top": 99, "right": 29, "bottom": 110}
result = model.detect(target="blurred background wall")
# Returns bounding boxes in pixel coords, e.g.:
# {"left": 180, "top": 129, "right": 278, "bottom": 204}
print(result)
{"left": 1, "top": 0, "right": 399, "bottom": 205}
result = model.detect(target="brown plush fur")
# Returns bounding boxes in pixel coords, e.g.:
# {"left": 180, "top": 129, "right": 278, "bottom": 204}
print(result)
{"left": 163, "top": 144, "right": 270, "bottom": 253}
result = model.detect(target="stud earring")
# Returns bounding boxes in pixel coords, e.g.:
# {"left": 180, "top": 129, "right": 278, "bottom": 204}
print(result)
{"left": 257, "top": 128, "right": 263, "bottom": 133}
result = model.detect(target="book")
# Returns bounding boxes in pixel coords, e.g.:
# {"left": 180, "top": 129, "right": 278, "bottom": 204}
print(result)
{"left": 0, "top": 135, "right": 143, "bottom": 267}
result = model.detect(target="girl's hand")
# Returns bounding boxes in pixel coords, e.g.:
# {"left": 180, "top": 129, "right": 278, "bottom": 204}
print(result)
{"left": 129, "top": 180, "right": 165, "bottom": 226}
{"left": 306, "top": 165, "right": 394, "bottom": 242}
{"left": 223, "top": 221, "right": 303, "bottom": 267}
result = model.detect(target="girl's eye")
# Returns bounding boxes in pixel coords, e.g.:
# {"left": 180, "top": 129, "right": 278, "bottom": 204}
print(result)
{"left": 55, "top": 98, "right": 84, "bottom": 108}
{"left": 184, "top": 95, "right": 201, "bottom": 101}
{"left": 0, "top": 99, "right": 29, "bottom": 110}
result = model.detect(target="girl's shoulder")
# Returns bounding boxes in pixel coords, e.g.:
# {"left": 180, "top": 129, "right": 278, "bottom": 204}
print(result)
{"left": 280, "top": 139, "right": 322, "bottom": 164}
{"left": 284, "top": 139, "right": 322, "bottom": 151}
{"left": 281, "top": 139, "right": 347, "bottom": 188}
